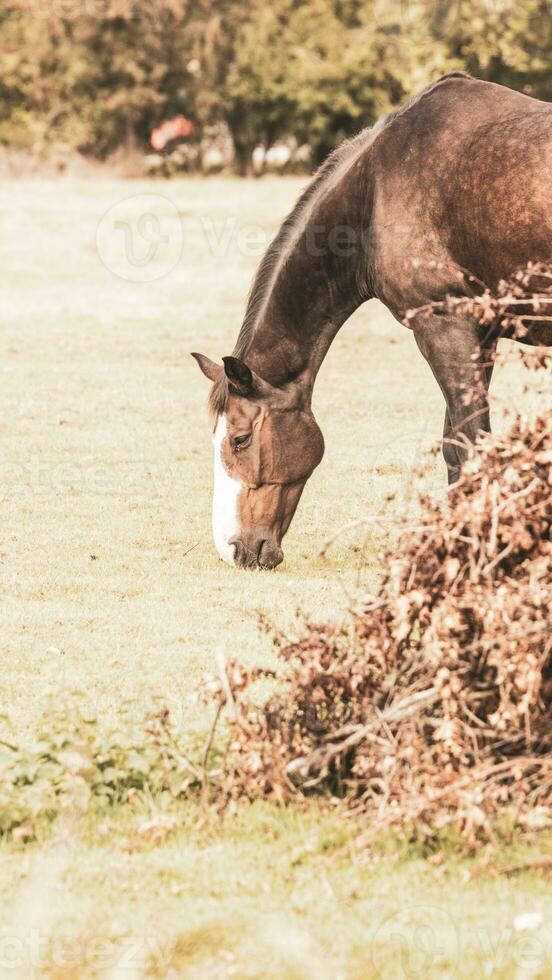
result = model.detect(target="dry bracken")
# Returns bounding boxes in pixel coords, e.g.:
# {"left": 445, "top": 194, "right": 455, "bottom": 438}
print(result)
{"left": 205, "top": 265, "right": 552, "bottom": 844}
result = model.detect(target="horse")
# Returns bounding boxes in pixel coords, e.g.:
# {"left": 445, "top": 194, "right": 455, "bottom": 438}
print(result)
{"left": 193, "top": 72, "right": 552, "bottom": 570}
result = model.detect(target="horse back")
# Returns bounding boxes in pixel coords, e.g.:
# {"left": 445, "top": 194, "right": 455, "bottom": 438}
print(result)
{"left": 370, "top": 75, "right": 552, "bottom": 315}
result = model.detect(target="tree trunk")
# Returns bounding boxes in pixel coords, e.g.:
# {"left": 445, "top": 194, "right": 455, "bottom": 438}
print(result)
{"left": 233, "top": 137, "right": 253, "bottom": 177}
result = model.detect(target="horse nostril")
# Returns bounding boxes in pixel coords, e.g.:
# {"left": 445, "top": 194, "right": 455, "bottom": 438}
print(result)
{"left": 227, "top": 537, "right": 283, "bottom": 570}
{"left": 228, "top": 536, "right": 244, "bottom": 566}
{"left": 258, "top": 540, "right": 284, "bottom": 570}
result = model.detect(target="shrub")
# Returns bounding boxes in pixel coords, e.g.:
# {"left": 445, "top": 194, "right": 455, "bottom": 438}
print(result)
{"left": 205, "top": 407, "right": 552, "bottom": 844}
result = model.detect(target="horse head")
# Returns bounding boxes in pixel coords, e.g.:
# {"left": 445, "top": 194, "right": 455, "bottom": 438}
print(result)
{"left": 192, "top": 353, "right": 324, "bottom": 569}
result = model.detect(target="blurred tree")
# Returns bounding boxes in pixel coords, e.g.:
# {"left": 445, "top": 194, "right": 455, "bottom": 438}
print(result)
{"left": 0, "top": 1, "right": 199, "bottom": 158}
{"left": 440, "top": 0, "right": 552, "bottom": 100}
{"left": 1, "top": 0, "right": 552, "bottom": 172}
{"left": 190, "top": 0, "right": 402, "bottom": 171}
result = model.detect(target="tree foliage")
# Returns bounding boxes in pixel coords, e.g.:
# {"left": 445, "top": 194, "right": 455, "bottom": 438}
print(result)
{"left": 0, "top": 0, "right": 551, "bottom": 171}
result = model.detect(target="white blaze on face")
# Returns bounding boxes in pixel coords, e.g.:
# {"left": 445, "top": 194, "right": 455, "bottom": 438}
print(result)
{"left": 212, "top": 415, "right": 243, "bottom": 566}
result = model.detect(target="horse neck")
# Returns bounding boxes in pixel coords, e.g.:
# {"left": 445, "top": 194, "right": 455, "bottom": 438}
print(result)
{"left": 238, "top": 153, "right": 371, "bottom": 392}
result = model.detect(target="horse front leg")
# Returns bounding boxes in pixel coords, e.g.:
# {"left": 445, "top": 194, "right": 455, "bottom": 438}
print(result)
{"left": 413, "top": 314, "right": 496, "bottom": 484}
{"left": 441, "top": 409, "right": 461, "bottom": 486}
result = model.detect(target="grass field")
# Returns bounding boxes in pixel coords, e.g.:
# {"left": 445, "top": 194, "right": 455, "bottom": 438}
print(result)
{"left": 1, "top": 177, "right": 551, "bottom": 978}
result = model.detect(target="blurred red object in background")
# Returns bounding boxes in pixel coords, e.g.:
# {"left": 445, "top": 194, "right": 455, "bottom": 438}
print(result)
{"left": 151, "top": 116, "right": 195, "bottom": 150}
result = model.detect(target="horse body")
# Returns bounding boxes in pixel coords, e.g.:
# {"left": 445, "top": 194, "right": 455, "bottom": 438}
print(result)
{"left": 193, "top": 73, "right": 552, "bottom": 569}
{"left": 371, "top": 74, "right": 552, "bottom": 316}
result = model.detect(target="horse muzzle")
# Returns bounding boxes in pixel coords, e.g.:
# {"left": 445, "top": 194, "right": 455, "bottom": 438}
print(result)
{"left": 229, "top": 535, "right": 284, "bottom": 570}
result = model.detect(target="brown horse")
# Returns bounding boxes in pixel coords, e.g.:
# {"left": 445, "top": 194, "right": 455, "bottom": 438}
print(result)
{"left": 193, "top": 73, "right": 552, "bottom": 569}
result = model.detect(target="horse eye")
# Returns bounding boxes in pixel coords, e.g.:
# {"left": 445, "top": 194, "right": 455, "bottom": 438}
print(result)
{"left": 232, "top": 433, "right": 251, "bottom": 451}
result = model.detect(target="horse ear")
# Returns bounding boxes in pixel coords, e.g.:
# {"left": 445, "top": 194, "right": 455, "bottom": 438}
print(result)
{"left": 222, "top": 356, "right": 254, "bottom": 396}
{"left": 191, "top": 352, "right": 221, "bottom": 383}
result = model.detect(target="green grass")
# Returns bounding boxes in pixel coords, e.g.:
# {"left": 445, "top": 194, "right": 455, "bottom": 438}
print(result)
{"left": 1, "top": 177, "right": 551, "bottom": 977}
{"left": 3, "top": 804, "right": 552, "bottom": 978}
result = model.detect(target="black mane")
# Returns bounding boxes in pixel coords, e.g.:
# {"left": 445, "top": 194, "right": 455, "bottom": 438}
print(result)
{"left": 208, "top": 130, "right": 371, "bottom": 417}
